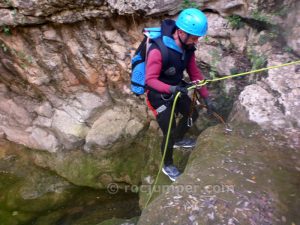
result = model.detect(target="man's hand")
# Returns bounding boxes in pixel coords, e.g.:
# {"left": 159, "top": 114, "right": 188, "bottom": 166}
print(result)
{"left": 204, "top": 97, "right": 216, "bottom": 115}
{"left": 169, "top": 85, "right": 188, "bottom": 95}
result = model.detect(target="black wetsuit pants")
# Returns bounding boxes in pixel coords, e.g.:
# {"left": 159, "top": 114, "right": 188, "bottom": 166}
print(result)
{"left": 147, "top": 91, "right": 198, "bottom": 166}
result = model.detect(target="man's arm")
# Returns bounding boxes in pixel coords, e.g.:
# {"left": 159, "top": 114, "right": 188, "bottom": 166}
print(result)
{"left": 186, "top": 53, "right": 209, "bottom": 98}
{"left": 146, "top": 49, "right": 172, "bottom": 94}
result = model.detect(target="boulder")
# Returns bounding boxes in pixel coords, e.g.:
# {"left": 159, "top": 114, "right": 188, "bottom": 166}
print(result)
{"left": 51, "top": 109, "right": 89, "bottom": 148}
{"left": 230, "top": 53, "right": 300, "bottom": 148}
{"left": 84, "top": 105, "right": 145, "bottom": 151}
{"left": 0, "top": 139, "right": 75, "bottom": 224}
{"left": 138, "top": 124, "right": 300, "bottom": 225}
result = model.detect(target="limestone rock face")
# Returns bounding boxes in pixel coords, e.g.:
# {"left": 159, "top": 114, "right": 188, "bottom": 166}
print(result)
{"left": 0, "top": 0, "right": 138, "bottom": 152}
{"left": 0, "top": 1, "right": 299, "bottom": 224}
{"left": 0, "top": 0, "right": 299, "bottom": 153}
{"left": 84, "top": 105, "right": 145, "bottom": 151}
{"left": 230, "top": 53, "right": 300, "bottom": 148}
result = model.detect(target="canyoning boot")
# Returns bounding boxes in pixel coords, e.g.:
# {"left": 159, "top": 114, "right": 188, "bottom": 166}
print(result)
{"left": 162, "top": 165, "right": 181, "bottom": 182}
{"left": 173, "top": 138, "right": 196, "bottom": 149}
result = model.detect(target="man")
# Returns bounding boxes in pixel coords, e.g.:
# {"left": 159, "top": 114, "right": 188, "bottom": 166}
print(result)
{"left": 145, "top": 8, "right": 214, "bottom": 181}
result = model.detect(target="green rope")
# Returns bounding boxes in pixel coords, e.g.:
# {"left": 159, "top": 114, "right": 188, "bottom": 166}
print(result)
{"left": 144, "top": 59, "right": 300, "bottom": 208}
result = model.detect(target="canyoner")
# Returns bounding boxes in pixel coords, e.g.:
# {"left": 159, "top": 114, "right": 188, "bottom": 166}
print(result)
{"left": 138, "top": 8, "right": 216, "bottom": 183}
{"left": 129, "top": 7, "right": 300, "bottom": 207}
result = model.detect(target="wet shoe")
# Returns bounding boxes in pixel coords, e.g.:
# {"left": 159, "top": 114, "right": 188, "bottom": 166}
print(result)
{"left": 173, "top": 138, "right": 196, "bottom": 148}
{"left": 162, "top": 165, "right": 181, "bottom": 182}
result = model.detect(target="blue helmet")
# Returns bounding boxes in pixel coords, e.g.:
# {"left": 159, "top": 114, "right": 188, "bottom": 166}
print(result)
{"left": 175, "top": 8, "right": 208, "bottom": 36}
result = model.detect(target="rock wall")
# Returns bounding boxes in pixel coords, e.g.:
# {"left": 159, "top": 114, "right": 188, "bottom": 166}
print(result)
{"left": 0, "top": 0, "right": 300, "bottom": 152}
{"left": 0, "top": 0, "right": 299, "bottom": 182}
{"left": 0, "top": 0, "right": 149, "bottom": 152}
{"left": 0, "top": 1, "right": 299, "bottom": 224}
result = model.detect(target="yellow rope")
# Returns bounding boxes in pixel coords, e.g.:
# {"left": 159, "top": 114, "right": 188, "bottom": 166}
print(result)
{"left": 206, "top": 60, "right": 300, "bottom": 83}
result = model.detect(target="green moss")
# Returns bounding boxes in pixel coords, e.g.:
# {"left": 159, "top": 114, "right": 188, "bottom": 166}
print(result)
{"left": 30, "top": 137, "right": 148, "bottom": 190}
{"left": 39, "top": 151, "right": 106, "bottom": 188}
{"left": 0, "top": 210, "right": 18, "bottom": 225}
{"left": 0, "top": 140, "right": 141, "bottom": 225}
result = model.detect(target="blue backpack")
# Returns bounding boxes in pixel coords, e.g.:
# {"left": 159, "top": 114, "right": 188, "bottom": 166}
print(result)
{"left": 131, "top": 27, "right": 169, "bottom": 95}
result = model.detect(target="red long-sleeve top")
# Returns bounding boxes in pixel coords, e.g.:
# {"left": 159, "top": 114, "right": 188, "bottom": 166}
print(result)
{"left": 145, "top": 48, "right": 209, "bottom": 98}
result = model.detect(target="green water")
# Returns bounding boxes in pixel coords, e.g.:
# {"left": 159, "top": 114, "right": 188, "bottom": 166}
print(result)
{"left": 0, "top": 140, "right": 140, "bottom": 225}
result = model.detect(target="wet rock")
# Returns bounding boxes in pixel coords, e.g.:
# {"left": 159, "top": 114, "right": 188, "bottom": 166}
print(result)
{"left": 0, "top": 139, "right": 75, "bottom": 224}
{"left": 0, "top": 139, "right": 141, "bottom": 225}
{"left": 0, "top": 0, "right": 299, "bottom": 155}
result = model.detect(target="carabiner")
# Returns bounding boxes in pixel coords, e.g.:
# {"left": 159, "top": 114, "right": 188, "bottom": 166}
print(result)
{"left": 187, "top": 117, "right": 193, "bottom": 127}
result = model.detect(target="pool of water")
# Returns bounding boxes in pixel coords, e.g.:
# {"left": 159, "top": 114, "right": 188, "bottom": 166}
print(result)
{"left": 30, "top": 188, "right": 141, "bottom": 225}
{"left": 0, "top": 139, "right": 141, "bottom": 225}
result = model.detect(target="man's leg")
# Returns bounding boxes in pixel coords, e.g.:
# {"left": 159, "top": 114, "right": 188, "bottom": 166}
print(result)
{"left": 146, "top": 91, "right": 176, "bottom": 165}
{"left": 156, "top": 106, "right": 176, "bottom": 166}
{"left": 146, "top": 92, "right": 181, "bottom": 181}
{"left": 173, "top": 95, "right": 198, "bottom": 145}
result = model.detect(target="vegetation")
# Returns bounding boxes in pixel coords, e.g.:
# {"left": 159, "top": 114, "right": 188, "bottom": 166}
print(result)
{"left": 283, "top": 46, "right": 293, "bottom": 53}
{"left": 247, "top": 48, "right": 267, "bottom": 70}
{"left": 209, "top": 49, "right": 221, "bottom": 79}
{"left": 4, "top": 0, "right": 13, "bottom": 7}
{"left": 181, "top": 0, "right": 201, "bottom": 9}
{"left": 203, "top": 36, "right": 209, "bottom": 43}
{"left": 0, "top": 40, "right": 34, "bottom": 69}
{"left": 258, "top": 29, "right": 280, "bottom": 45}
{"left": 2, "top": 26, "right": 11, "bottom": 36}
{"left": 251, "top": 10, "right": 272, "bottom": 24}
{"left": 227, "top": 15, "right": 244, "bottom": 30}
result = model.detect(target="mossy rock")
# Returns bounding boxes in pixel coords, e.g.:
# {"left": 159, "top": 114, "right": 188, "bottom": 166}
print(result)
{"left": 137, "top": 123, "right": 300, "bottom": 225}
{"left": 136, "top": 130, "right": 193, "bottom": 208}
{"left": 30, "top": 136, "right": 148, "bottom": 189}
{"left": 0, "top": 140, "right": 76, "bottom": 224}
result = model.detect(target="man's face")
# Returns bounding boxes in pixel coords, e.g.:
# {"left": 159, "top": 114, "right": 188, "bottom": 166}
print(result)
{"left": 178, "top": 29, "right": 200, "bottom": 45}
